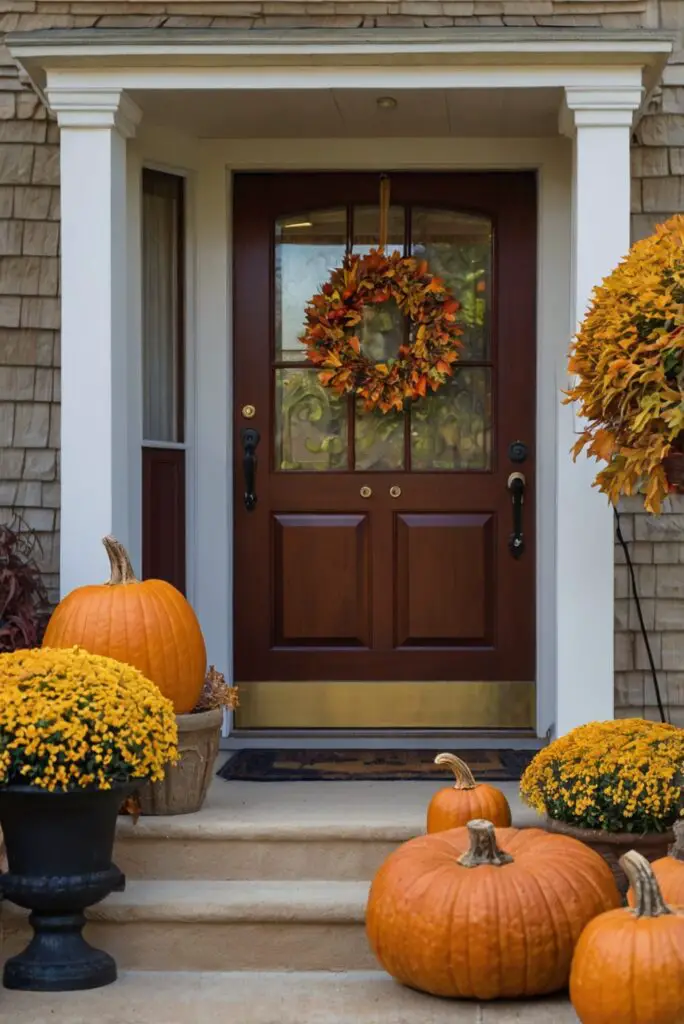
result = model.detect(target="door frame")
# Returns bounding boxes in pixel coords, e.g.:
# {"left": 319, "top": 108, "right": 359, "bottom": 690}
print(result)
{"left": 130, "top": 130, "right": 572, "bottom": 744}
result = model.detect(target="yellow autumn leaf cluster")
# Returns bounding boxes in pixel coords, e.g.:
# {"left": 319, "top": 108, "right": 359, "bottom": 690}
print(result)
{"left": 566, "top": 215, "right": 684, "bottom": 512}
{"left": 0, "top": 646, "right": 178, "bottom": 792}
{"left": 520, "top": 718, "right": 684, "bottom": 833}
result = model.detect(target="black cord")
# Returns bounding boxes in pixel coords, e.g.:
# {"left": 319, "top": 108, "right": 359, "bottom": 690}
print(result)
{"left": 614, "top": 507, "right": 668, "bottom": 724}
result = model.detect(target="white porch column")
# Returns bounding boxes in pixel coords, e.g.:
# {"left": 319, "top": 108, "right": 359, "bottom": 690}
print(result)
{"left": 556, "top": 84, "right": 642, "bottom": 735}
{"left": 47, "top": 87, "right": 141, "bottom": 596}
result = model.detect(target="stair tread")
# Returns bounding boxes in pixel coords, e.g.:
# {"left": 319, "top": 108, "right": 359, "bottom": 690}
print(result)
{"left": 3, "top": 879, "right": 371, "bottom": 923}
{"left": 118, "top": 778, "right": 539, "bottom": 841}
{"left": 0, "top": 970, "right": 577, "bottom": 1023}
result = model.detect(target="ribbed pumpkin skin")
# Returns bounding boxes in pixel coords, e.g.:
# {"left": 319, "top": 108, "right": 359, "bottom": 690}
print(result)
{"left": 366, "top": 826, "right": 621, "bottom": 1000}
{"left": 627, "top": 856, "right": 684, "bottom": 909}
{"left": 570, "top": 907, "right": 684, "bottom": 1024}
{"left": 43, "top": 578, "right": 206, "bottom": 714}
{"left": 427, "top": 784, "right": 512, "bottom": 833}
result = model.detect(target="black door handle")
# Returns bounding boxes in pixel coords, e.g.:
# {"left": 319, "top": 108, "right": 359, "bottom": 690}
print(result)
{"left": 241, "top": 427, "right": 261, "bottom": 511}
{"left": 507, "top": 471, "right": 525, "bottom": 558}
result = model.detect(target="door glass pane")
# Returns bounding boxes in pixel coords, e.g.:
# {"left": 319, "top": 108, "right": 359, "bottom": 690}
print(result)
{"left": 275, "top": 368, "right": 348, "bottom": 471}
{"left": 275, "top": 208, "right": 346, "bottom": 363}
{"left": 353, "top": 205, "right": 404, "bottom": 256}
{"left": 142, "top": 170, "right": 184, "bottom": 443}
{"left": 411, "top": 209, "right": 491, "bottom": 360}
{"left": 355, "top": 402, "right": 405, "bottom": 471}
{"left": 411, "top": 369, "right": 492, "bottom": 470}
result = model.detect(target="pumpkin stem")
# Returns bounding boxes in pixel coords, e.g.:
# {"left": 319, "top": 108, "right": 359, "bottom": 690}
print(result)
{"left": 669, "top": 820, "right": 684, "bottom": 863}
{"left": 434, "top": 752, "right": 477, "bottom": 790}
{"left": 621, "top": 850, "right": 672, "bottom": 918}
{"left": 102, "top": 536, "right": 138, "bottom": 585}
{"left": 457, "top": 819, "right": 513, "bottom": 868}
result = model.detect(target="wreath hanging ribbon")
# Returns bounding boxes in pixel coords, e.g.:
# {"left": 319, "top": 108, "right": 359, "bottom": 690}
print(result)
{"left": 300, "top": 175, "right": 464, "bottom": 414}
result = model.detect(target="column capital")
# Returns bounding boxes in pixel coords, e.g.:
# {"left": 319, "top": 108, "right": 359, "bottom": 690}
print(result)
{"left": 559, "top": 85, "right": 643, "bottom": 137}
{"left": 45, "top": 86, "right": 142, "bottom": 138}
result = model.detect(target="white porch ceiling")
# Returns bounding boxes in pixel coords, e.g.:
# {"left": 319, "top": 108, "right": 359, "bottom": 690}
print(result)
{"left": 128, "top": 86, "right": 562, "bottom": 139}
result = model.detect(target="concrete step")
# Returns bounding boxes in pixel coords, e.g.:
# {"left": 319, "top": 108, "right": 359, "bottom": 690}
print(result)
{"left": 0, "top": 970, "right": 579, "bottom": 1023}
{"left": 2, "top": 880, "right": 375, "bottom": 972}
{"left": 115, "top": 778, "right": 540, "bottom": 881}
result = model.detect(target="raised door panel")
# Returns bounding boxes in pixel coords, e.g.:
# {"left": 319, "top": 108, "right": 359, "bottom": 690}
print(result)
{"left": 395, "top": 512, "right": 494, "bottom": 647}
{"left": 273, "top": 514, "right": 371, "bottom": 647}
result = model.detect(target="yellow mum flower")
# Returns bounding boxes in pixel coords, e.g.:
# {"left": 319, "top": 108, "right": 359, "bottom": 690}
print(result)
{"left": 520, "top": 718, "right": 684, "bottom": 833}
{"left": 0, "top": 646, "right": 178, "bottom": 792}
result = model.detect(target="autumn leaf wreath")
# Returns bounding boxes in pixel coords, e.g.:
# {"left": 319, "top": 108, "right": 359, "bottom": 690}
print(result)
{"left": 300, "top": 248, "right": 464, "bottom": 414}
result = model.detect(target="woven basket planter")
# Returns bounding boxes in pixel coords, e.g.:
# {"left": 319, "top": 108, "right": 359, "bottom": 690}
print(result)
{"left": 136, "top": 708, "right": 222, "bottom": 816}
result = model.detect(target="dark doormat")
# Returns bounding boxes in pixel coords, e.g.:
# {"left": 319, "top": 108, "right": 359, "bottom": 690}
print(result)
{"left": 217, "top": 748, "right": 535, "bottom": 783}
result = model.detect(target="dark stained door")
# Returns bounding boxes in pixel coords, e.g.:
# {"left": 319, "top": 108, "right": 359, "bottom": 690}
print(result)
{"left": 233, "top": 173, "right": 536, "bottom": 730}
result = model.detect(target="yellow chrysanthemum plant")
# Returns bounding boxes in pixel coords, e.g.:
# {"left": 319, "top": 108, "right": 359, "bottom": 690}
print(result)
{"left": 521, "top": 719, "right": 684, "bottom": 834}
{"left": 566, "top": 214, "right": 684, "bottom": 513}
{"left": 0, "top": 646, "right": 178, "bottom": 792}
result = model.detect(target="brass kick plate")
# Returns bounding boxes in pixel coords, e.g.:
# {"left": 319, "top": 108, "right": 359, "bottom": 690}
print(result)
{"left": 234, "top": 680, "right": 535, "bottom": 730}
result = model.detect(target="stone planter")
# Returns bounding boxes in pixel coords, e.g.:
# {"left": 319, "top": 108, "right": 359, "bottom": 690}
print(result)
{"left": 136, "top": 708, "right": 222, "bottom": 816}
{"left": 545, "top": 818, "right": 673, "bottom": 897}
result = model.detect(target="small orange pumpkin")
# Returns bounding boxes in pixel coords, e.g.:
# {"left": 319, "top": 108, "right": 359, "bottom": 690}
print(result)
{"left": 366, "top": 818, "right": 621, "bottom": 1000}
{"left": 427, "top": 752, "right": 512, "bottom": 832}
{"left": 43, "top": 537, "right": 206, "bottom": 714}
{"left": 628, "top": 819, "right": 684, "bottom": 909}
{"left": 571, "top": 849, "right": 684, "bottom": 1024}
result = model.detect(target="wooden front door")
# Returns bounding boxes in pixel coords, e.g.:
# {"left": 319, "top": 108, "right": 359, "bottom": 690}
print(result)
{"left": 233, "top": 173, "right": 536, "bottom": 731}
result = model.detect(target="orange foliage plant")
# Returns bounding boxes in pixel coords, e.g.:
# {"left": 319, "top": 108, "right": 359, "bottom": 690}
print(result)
{"left": 566, "top": 215, "right": 684, "bottom": 513}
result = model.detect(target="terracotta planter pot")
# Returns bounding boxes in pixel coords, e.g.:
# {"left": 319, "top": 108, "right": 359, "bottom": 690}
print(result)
{"left": 136, "top": 708, "right": 222, "bottom": 816}
{"left": 545, "top": 818, "right": 673, "bottom": 897}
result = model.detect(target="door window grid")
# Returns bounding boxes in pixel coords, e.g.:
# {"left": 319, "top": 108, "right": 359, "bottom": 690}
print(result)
{"left": 274, "top": 205, "right": 492, "bottom": 472}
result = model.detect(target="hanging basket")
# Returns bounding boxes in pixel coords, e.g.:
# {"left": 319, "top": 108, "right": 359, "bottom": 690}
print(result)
{"left": 663, "top": 441, "right": 684, "bottom": 491}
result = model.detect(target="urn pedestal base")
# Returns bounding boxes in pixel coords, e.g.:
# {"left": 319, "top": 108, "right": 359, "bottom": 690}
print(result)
{"left": 4, "top": 910, "right": 117, "bottom": 992}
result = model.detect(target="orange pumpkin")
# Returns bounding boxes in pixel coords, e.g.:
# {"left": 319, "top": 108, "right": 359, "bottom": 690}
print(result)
{"left": 628, "top": 819, "right": 684, "bottom": 909}
{"left": 366, "top": 818, "right": 621, "bottom": 1000}
{"left": 427, "top": 752, "right": 511, "bottom": 832}
{"left": 43, "top": 536, "right": 206, "bottom": 714}
{"left": 570, "top": 849, "right": 684, "bottom": 1024}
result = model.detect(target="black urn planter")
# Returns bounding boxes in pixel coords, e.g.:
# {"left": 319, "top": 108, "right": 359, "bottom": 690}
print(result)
{"left": 0, "top": 783, "right": 130, "bottom": 992}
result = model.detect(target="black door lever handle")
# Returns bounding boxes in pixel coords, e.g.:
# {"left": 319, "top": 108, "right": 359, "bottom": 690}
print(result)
{"left": 241, "top": 427, "right": 261, "bottom": 512}
{"left": 507, "top": 471, "right": 525, "bottom": 558}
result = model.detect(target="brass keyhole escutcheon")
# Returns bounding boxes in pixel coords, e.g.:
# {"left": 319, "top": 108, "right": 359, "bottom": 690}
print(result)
{"left": 389, "top": 485, "right": 402, "bottom": 498}
{"left": 241, "top": 404, "right": 256, "bottom": 420}
{"left": 360, "top": 486, "right": 372, "bottom": 498}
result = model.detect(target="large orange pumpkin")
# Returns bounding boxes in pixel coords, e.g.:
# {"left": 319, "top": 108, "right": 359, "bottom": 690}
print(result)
{"left": 426, "top": 752, "right": 511, "bottom": 832}
{"left": 43, "top": 536, "right": 206, "bottom": 714}
{"left": 366, "top": 818, "right": 620, "bottom": 1000}
{"left": 627, "top": 819, "right": 684, "bottom": 909}
{"left": 570, "top": 849, "right": 684, "bottom": 1024}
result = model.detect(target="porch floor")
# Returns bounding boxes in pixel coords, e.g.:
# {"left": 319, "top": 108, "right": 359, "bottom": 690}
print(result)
{"left": 1, "top": 970, "right": 578, "bottom": 1023}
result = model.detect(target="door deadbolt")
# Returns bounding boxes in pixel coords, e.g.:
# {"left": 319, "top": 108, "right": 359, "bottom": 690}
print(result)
{"left": 360, "top": 486, "right": 372, "bottom": 498}
{"left": 389, "top": 486, "right": 402, "bottom": 498}
{"left": 241, "top": 404, "right": 256, "bottom": 419}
